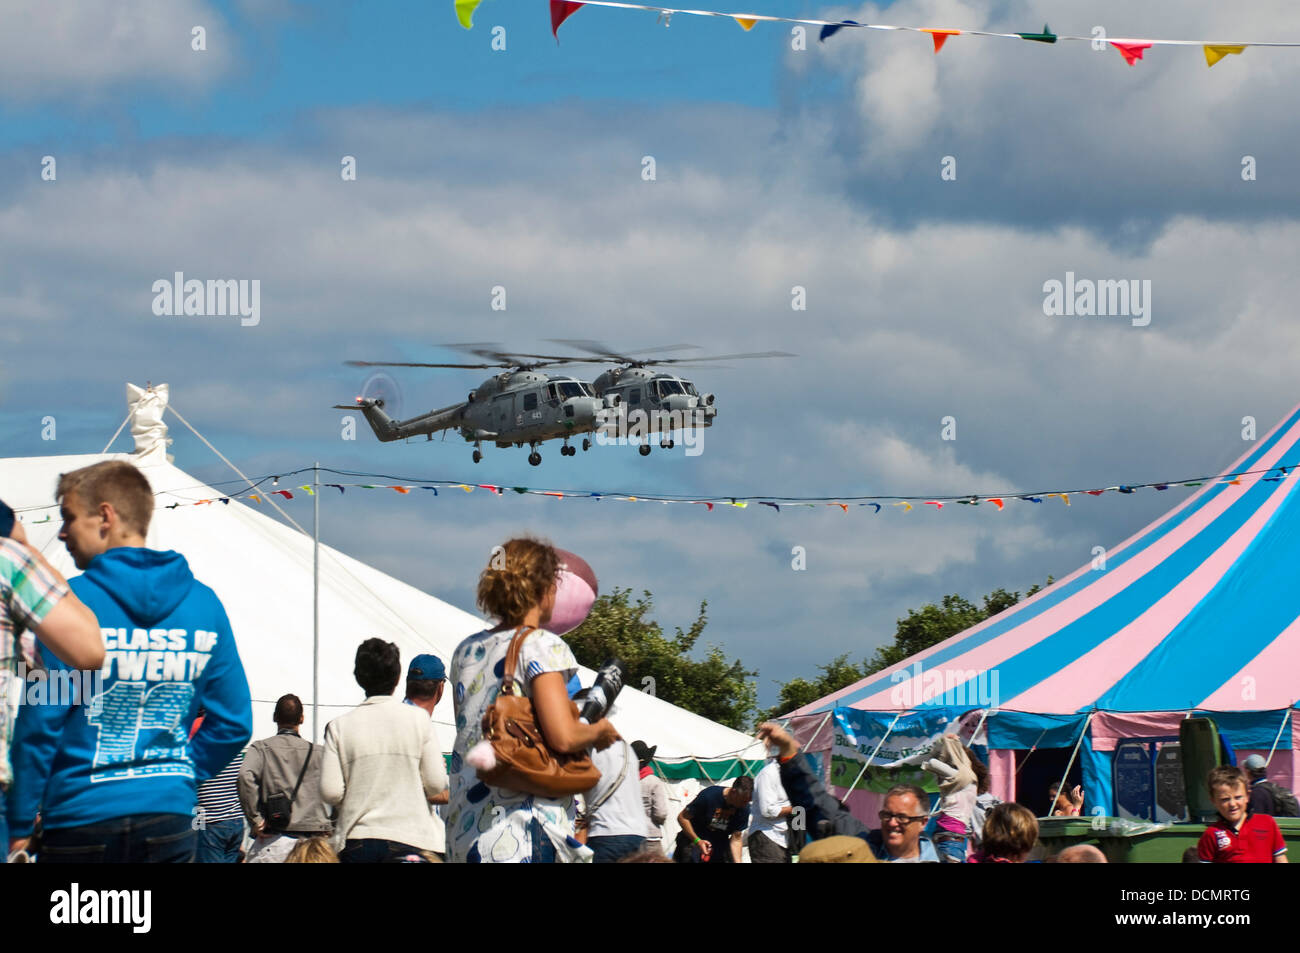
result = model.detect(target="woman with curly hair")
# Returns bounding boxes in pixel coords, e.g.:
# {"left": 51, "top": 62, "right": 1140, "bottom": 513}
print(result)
{"left": 446, "top": 538, "right": 618, "bottom": 863}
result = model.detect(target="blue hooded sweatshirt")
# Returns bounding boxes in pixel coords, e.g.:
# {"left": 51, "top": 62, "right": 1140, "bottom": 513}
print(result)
{"left": 7, "top": 547, "right": 252, "bottom": 834}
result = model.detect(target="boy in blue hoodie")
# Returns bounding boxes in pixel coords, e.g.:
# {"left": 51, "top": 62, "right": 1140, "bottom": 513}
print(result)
{"left": 7, "top": 461, "right": 252, "bottom": 862}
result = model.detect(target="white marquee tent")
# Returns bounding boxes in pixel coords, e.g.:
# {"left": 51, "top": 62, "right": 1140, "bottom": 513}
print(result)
{"left": 2, "top": 384, "right": 764, "bottom": 777}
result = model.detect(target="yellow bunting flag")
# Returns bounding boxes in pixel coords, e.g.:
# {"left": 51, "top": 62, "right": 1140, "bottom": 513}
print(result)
{"left": 1204, "top": 44, "right": 1245, "bottom": 67}
{"left": 893, "top": 501, "right": 913, "bottom": 512}
{"left": 923, "top": 28, "right": 959, "bottom": 53}
{"left": 1048, "top": 493, "right": 1070, "bottom": 506}
{"left": 299, "top": 486, "right": 315, "bottom": 495}
{"left": 249, "top": 495, "right": 261, "bottom": 503}
{"left": 734, "top": 17, "right": 757, "bottom": 30}
{"left": 460, "top": 485, "right": 474, "bottom": 492}
{"left": 455, "top": 0, "right": 482, "bottom": 30}
{"left": 729, "top": 501, "right": 748, "bottom": 508}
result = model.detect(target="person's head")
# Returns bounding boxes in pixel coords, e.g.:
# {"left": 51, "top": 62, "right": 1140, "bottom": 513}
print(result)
{"left": 965, "top": 745, "right": 990, "bottom": 795}
{"left": 284, "top": 836, "right": 339, "bottom": 863}
{"left": 273, "top": 693, "right": 304, "bottom": 729}
{"left": 476, "top": 538, "right": 561, "bottom": 628}
{"left": 982, "top": 803, "right": 1038, "bottom": 862}
{"left": 56, "top": 461, "right": 153, "bottom": 568}
{"left": 1207, "top": 766, "right": 1249, "bottom": 825}
{"left": 1242, "top": 754, "right": 1268, "bottom": 780}
{"left": 1055, "top": 844, "right": 1107, "bottom": 863}
{"left": 879, "top": 783, "right": 930, "bottom": 858}
{"left": 725, "top": 776, "right": 754, "bottom": 808}
{"left": 405, "top": 653, "right": 446, "bottom": 708}
{"left": 631, "top": 740, "right": 657, "bottom": 769}
{"left": 354, "top": 638, "right": 401, "bottom": 697}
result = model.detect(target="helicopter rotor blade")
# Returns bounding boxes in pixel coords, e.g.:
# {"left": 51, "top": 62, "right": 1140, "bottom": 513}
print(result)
{"left": 648, "top": 350, "right": 796, "bottom": 365}
{"left": 344, "top": 360, "right": 501, "bottom": 369}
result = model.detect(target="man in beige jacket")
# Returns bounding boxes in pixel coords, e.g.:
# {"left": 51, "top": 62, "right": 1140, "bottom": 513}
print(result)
{"left": 321, "top": 639, "right": 448, "bottom": 863}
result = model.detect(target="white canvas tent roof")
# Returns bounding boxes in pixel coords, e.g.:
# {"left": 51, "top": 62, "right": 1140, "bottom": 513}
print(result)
{"left": 2, "top": 384, "right": 764, "bottom": 774}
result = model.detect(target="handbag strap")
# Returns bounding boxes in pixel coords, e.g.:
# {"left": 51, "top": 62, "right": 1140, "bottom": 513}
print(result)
{"left": 588, "top": 740, "right": 631, "bottom": 815}
{"left": 499, "top": 625, "right": 537, "bottom": 696}
{"left": 289, "top": 739, "right": 314, "bottom": 803}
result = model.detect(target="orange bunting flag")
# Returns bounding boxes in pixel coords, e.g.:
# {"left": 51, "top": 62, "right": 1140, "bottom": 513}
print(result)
{"left": 545, "top": 492, "right": 565, "bottom": 499}
{"left": 893, "top": 502, "right": 913, "bottom": 512}
{"left": 1223, "top": 477, "right": 1242, "bottom": 486}
{"left": 987, "top": 498, "right": 1004, "bottom": 510}
{"left": 923, "top": 28, "right": 959, "bottom": 53}
{"left": 391, "top": 486, "right": 410, "bottom": 494}
{"left": 1111, "top": 41, "right": 1152, "bottom": 65}
{"left": 835, "top": 503, "right": 848, "bottom": 512}
{"left": 734, "top": 17, "right": 758, "bottom": 30}
{"left": 924, "top": 500, "right": 944, "bottom": 510}
{"left": 1048, "top": 493, "right": 1071, "bottom": 506}
{"left": 460, "top": 485, "right": 474, "bottom": 492}
{"left": 249, "top": 495, "right": 261, "bottom": 503}
{"left": 1204, "top": 44, "right": 1245, "bottom": 67}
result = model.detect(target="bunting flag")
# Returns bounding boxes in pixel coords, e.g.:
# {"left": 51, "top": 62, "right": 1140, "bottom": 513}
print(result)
{"left": 1112, "top": 41, "right": 1153, "bottom": 65}
{"left": 455, "top": 0, "right": 482, "bottom": 29}
{"left": 551, "top": 0, "right": 584, "bottom": 37}
{"left": 62, "top": 459, "right": 1292, "bottom": 525}
{"left": 1204, "top": 44, "right": 1245, "bottom": 67}
{"left": 923, "top": 28, "right": 959, "bottom": 53}
{"left": 453, "top": 0, "right": 1300, "bottom": 69}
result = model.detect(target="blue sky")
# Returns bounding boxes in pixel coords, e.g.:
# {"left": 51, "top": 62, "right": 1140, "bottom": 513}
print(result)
{"left": 3, "top": 0, "right": 1300, "bottom": 711}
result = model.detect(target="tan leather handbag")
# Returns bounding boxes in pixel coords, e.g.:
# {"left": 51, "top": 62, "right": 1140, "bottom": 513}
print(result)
{"left": 476, "top": 626, "right": 601, "bottom": 798}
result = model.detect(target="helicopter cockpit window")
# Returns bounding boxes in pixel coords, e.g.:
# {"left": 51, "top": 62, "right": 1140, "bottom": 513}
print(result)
{"left": 685, "top": 382, "right": 699, "bottom": 396}
{"left": 555, "top": 381, "right": 587, "bottom": 400}
{"left": 523, "top": 393, "right": 538, "bottom": 412}
{"left": 657, "top": 379, "right": 685, "bottom": 397}
{"left": 545, "top": 384, "right": 559, "bottom": 402}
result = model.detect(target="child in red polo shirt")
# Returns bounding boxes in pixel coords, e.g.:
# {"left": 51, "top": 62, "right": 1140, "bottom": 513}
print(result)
{"left": 1197, "top": 766, "right": 1288, "bottom": 863}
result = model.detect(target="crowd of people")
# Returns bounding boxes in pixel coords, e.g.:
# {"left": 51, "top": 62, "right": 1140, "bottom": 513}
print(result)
{"left": 0, "top": 460, "right": 1295, "bottom": 863}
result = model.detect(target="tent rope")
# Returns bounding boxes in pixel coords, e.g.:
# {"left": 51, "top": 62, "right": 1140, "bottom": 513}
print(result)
{"left": 1263, "top": 703, "right": 1295, "bottom": 767}
{"left": 1050, "top": 711, "right": 1094, "bottom": 817}
{"left": 1015, "top": 727, "right": 1051, "bottom": 774}
{"left": 100, "top": 412, "right": 131, "bottom": 454}
{"left": 165, "top": 403, "right": 308, "bottom": 535}
{"left": 843, "top": 711, "right": 902, "bottom": 794}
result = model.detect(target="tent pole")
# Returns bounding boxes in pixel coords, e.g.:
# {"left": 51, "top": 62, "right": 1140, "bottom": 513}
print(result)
{"left": 1050, "top": 712, "right": 1094, "bottom": 816}
{"left": 1263, "top": 703, "right": 1295, "bottom": 767}
{"left": 964, "top": 708, "right": 994, "bottom": 749}
{"left": 312, "top": 461, "right": 320, "bottom": 744}
{"left": 844, "top": 711, "right": 901, "bottom": 794}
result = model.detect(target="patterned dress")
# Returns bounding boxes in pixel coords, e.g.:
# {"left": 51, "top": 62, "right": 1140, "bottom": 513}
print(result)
{"left": 446, "top": 627, "right": 592, "bottom": 863}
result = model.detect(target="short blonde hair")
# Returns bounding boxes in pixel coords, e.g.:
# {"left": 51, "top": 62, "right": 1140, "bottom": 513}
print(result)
{"left": 56, "top": 461, "right": 154, "bottom": 536}
{"left": 982, "top": 803, "right": 1038, "bottom": 859}
{"left": 284, "top": 836, "right": 339, "bottom": 863}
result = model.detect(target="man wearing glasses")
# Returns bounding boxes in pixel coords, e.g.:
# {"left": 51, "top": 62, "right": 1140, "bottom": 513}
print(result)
{"left": 756, "top": 722, "right": 939, "bottom": 863}
{"left": 867, "top": 785, "right": 939, "bottom": 863}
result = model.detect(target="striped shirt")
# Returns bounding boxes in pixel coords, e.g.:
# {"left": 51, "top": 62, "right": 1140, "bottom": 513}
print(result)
{"left": 198, "top": 752, "right": 246, "bottom": 824}
{"left": 1, "top": 538, "right": 69, "bottom": 788}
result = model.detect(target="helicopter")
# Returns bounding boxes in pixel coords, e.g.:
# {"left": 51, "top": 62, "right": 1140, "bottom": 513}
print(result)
{"left": 336, "top": 343, "right": 793, "bottom": 464}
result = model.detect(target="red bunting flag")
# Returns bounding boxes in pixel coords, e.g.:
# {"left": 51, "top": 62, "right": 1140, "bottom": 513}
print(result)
{"left": 987, "top": 498, "right": 1004, "bottom": 510}
{"left": 551, "top": 0, "right": 584, "bottom": 37}
{"left": 1111, "top": 41, "right": 1152, "bottom": 65}
{"left": 923, "top": 28, "right": 959, "bottom": 53}
{"left": 695, "top": 501, "right": 714, "bottom": 511}
{"left": 924, "top": 500, "right": 944, "bottom": 510}
{"left": 272, "top": 490, "right": 294, "bottom": 500}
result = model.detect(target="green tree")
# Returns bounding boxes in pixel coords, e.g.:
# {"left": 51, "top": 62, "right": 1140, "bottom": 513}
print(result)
{"left": 566, "top": 587, "right": 758, "bottom": 731}
{"left": 768, "top": 578, "right": 1053, "bottom": 719}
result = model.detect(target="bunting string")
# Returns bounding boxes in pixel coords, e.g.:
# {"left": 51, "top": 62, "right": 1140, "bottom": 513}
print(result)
{"left": 456, "top": 0, "right": 1300, "bottom": 68}
{"left": 11, "top": 462, "right": 1296, "bottom": 519}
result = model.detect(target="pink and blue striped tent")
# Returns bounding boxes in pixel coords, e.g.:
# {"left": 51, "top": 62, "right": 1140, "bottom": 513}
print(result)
{"left": 788, "top": 402, "right": 1300, "bottom": 817}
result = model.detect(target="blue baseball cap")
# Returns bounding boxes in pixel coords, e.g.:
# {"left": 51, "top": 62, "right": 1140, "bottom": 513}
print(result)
{"left": 408, "top": 654, "right": 446, "bottom": 681}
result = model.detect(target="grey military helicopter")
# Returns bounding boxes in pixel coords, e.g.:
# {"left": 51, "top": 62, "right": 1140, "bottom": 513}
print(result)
{"left": 336, "top": 342, "right": 793, "bottom": 463}
{"left": 335, "top": 345, "right": 615, "bottom": 466}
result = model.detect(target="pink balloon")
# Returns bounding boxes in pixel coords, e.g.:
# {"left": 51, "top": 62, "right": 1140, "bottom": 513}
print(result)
{"left": 549, "top": 549, "right": 599, "bottom": 635}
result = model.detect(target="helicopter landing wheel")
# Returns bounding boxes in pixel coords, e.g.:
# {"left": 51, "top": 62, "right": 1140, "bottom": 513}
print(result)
{"left": 561, "top": 444, "right": 574, "bottom": 456}
{"left": 638, "top": 444, "right": 651, "bottom": 457}
{"left": 666, "top": 438, "right": 675, "bottom": 449}
{"left": 582, "top": 438, "right": 590, "bottom": 451}
{"left": 472, "top": 450, "right": 482, "bottom": 463}
{"left": 528, "top": 451, "right": 542, "bottom": 466}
